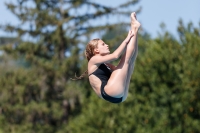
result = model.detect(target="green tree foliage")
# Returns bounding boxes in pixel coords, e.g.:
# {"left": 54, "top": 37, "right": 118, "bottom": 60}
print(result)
{"left": 0, "top": 0, "right": 141, "bottom": 132}
{"left": 66, "top": 21, "right": 200, "bottom": 133}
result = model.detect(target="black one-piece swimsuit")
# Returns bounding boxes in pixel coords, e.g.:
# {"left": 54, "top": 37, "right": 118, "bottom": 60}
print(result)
{"left": 89, "top": 64, "right": 122, "bottom": 103}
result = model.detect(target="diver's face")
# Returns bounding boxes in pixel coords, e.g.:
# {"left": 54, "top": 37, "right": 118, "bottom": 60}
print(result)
{"left": 95, "top": 40, "right": 110, "bottom": 55}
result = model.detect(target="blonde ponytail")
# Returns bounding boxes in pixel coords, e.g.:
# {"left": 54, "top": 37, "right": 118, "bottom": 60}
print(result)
{"left": 70, "top": 70, "right": 88, "bottom": 80}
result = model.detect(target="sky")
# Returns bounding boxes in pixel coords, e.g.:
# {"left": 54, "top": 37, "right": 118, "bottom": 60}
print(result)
{"left": 0, "top": 0, "right": 199, "bottom": 39}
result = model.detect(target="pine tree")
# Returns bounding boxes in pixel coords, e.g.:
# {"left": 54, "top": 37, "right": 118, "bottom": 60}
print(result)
{"left": 0, "top": 0, "right": 141, "bottom": 132}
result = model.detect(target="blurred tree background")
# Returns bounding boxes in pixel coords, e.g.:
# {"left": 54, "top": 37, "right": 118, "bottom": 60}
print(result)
{"left": 0, "top": 0, "right": 199, "bottom": 133}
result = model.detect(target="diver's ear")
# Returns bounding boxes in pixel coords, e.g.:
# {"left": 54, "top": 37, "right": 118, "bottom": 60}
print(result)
{"left": 94, "top": 48, "right": 99, "bottom": 54}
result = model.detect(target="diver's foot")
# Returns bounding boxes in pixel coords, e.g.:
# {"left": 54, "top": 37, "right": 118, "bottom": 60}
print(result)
{"left": 131, "top": 12, "right": 141, "bottom": 31}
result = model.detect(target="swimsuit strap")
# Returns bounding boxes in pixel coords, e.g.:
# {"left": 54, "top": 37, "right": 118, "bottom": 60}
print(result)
{"left": 88, "top": 64, "right": 108, "bottom": 77}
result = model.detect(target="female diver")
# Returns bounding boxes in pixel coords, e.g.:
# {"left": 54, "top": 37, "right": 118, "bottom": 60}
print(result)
{"left": 79, "top": 12, "right": 140, "bottom": 103}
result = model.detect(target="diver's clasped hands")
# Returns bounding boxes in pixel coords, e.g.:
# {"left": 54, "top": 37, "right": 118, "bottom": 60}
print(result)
{"left": 124, "top": 30, "right": 134, "bottom": 44}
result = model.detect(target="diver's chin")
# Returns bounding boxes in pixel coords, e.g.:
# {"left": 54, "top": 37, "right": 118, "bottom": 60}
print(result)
{"left": 102, "top": 52, "right": 110, "bottom": 56}
{"left": 106, "top": 52, "right": 110, "bottom": 55}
